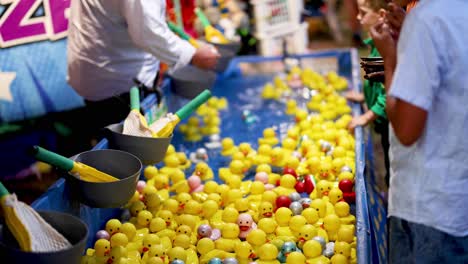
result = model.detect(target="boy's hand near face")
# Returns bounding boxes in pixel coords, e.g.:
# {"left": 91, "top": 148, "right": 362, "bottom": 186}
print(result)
{"left": 370, "top": 21, "right": 397, "bottom": 75}
{"left": 386, "top": 3, "right": 406, "bottom": 40}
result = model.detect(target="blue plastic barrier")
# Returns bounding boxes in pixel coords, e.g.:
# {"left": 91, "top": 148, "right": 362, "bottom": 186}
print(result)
{"left": 32, "top": 49, "right": 379, "bottom": 263}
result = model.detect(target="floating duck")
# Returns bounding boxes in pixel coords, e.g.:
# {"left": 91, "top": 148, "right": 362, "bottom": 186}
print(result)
{"left": 221, "top": 137, "right": 238, "bottom": 156}
{"left": 256, "top": 218, "right": 278, "bottom": 242}
{"left": 106, "top": 219, "right": 122, "bottom": 236}
{"left": 314, "top": 180, "right": 332, "bottom": 200}
{"left": 328, "top": 188, "right": 344, "bottom": 205}
{"left": 136, "top": 210, "right": 153, "bottom": 229}
{"left": 334, "top": 202, "right": 355, "bottom": 226}
{"left": 150, "top": 217, "right": 176, "bottom": 240}
{"left": 296, "top": 224, "right": 317, "bottom": 250}
{"left": 110, "top": 233, "right": 128, "bottom": 248}
{"left": 277, "top": 241, "right": 300, "bottom": 263}
{"left": 275, "top": 208, "right": 294, "bottom": 238}
{"left": 257, "top": 243, "right": 280, "bottom": 264}
{"left": 303, "top": 240, "right": 330, "bottom": 264}
{"left": 82, "top": 239, "right": 110, "bottom": 264}
{"left": 172, "top": 233, "right": 194, "bottom": 250}
{"left": 107, "top": 246, "right": 132, "bottom": 264}
{"left": 270, "top": 147, "right": 286, "bottom": 168}
{"left": 141, "top": 234, "right": 160, "bottom": 255}
{"left": 175, "top": 225, "right": 197, "bottom": 245}
{"left": 144, "top": 193, "right": 161, "bottom": 216}
{"left": 180, "top": 117, "right": 202, "bottom": 142}
{"left": 262, "top": 82, "right": 281, "bottom": 100}
{"left": 235, "top": 241, "right": 256, "bottom": 264}
{"left": 142, "top": 244, "right": 167, "bottom": 264}
{"left": 281, "top": 138, "right": 297, "bottom": 157}
{"left": 200, "top": 200, "right": 219, "bottom": 222}
{"left": 215, "top": 223, "right": 240, "bottom": 252}
{"left": 257, "top": 201, "right": 274, "bottom": 220}
{"left": 334, "top": 241, "right": 354, "bottom": 263}
{"left": 201, "top": 114, "right": 221, "bottom": 136}
{"left": 192, "top": 162, "right": 214, "bottom": 181}
{"left": 161, "top": 155, "right": 185, "bottom": 179}
{"left": 187, "top": 175, "right": 204, "bottom": 193}
{"left": 190, "top": 148, "right": 209, "bottom": 164}
{"left": 285, "top": 100, "right": 298, "bottom": 115}
{"left": 237, "top": 213, "right": 257, "bottom": 240}
{"left": 197, "top": 224, "right": 221, "bottom": 241}
{"left": 159, "top": 210, "right": 178, "bottom": 230}
{"left": 331, "top": 254, "right": 349, "bottom": 264}
{"left": 289, "top": 215, "right": 307, "bottom": 240}
{"left": 197, "top": 238, "right": 234, "bottom": 264}
{"left": 167, "top": 247, "right": 187, "bottom": 263}
{"left": 162, "top": 199, "right": 179, "bottom": 214}
{"left": 176, "top": 152, "right": 191, "bottom": 171}
{"left": 274, "top": 174, "right": 297, "bottom": 197}
{"left": 205, "top": 134, "right": 222, "bottom": 149}
{"left": 246, "top": 229, "right": 267, "bottom": 253}
{"left": 286, "top": 251, "right": 306, "bottom": 264}
{"left": 262, "top": 191, "right": 278, "bottom": 208}
{"left": 302, "top": 208, "right": 319, "bottom": 226}
{"left": 259, "top": 128, "right": 279, "bottom": 146}
{"left": 254, "top": 144, "right": 272, "bottom": 165}
{"left": 144, "top": 166, "right": 159, "bottom": 181}
{"left": 323, "top": 214, "right": 341, "bottom": 242}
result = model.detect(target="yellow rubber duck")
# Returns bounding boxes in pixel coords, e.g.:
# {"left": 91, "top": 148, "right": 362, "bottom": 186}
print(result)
{"left": 197, "top": 238, "right": 235, "bottom": 264}
{"left": 201, "top": 115, "right": 221, "bottom": 136}
{"left": 235, "top": 241, "right": 256, "bottom": 264}
{"left": 284, "top": 156, "right": 300, "bottom": 171}
{"left": 232, "top": 151, "right": 252, "bottom": 173}
{"left": 286, "top": 251, "right": 307, "bottom": 264}
{"left": 314, "top": 180, "right": 332, "bottom": 200}
{"left": 193, "top": 162, "right": 214, "bottom": 181}
{"left": 323, "top": 214, "right": 341, "bottom": 242}
{"left": 183, "top": 200, "right": 202, "bottom": 218}
{"left": 176, "top": 152, "right": 191, "bottom": 171}
{"left": 334, "top": 241, "right": 355, "bottom": 264}
{"left": 274, "top": 174, "right": 297, "bottom": 196}
{"left": 246, "top": 229, "right": 267, "bottom": 253}
{"left": 257, "top": 243, "right": 280, "bottom": 264}
{"left": 335, "top": 202, "right": 356, "bottom": 226}
{"left": 270, "top": 147, "right": 286, "bottom": 168}
{"left": 221, "top": 137, "right": 238, "bottom": 156}
{"left": 289, "top": 215, "right": 307, "bottom": 240}
{"left": 257, "top": 201, "right": 274, "bottom": 221}
{"left": 167, "top": 247, "right": 187, "bottom": 263}
{"left": 258, "top": 128, "right": 279, "bottom": 146}
{"left": 215, "top": 223, "right": 240, "bottom": 252}
{"left": 159, "top": 210, "right": 178, "bottom": 230}
{"left": 142, "top": 244, "right": 167, "bottom": 264}
{"left": 257, "top": 218, "right": 278, "bottom": 242}
{"left": 254, "top": 144, "right": 272, "bottom": 165}
{"left": 82, "top": 239, "right": 110, "bottom": 264}
{"left": 302, "top": 208, "right": 319, "bottom": 226}
{"left": 247, "top": 181, "right": 265, "bottom": 206}
{"left": 176, "top": 225, "right": 197, "bottom": 245}
{"left": 261, "top": 82, "right": 281, "bottom": 100}
{"left": 275, "top": 208, "right": 294, "bottom": 238}
{"left": 136, "top": 210, "right": 153, "bottom": 229}
{"left": 110, "top": 233, "right": 128, "bottom": 248}
{"left": 144, "top": 192, "right": 161, "bottom": 216}
{"left": 296, "top": 224, "right": 318, "bottom": 250}
{"left": 180, "top": 117, "right": 203, "bottom": 142}
{"left": 144, "top": 166, "right": 159, "bottom": 181}
{"left": 262, "top": 191, "right": 278, "bottom": 208}
{"left": 222, "top": 207, "right": 239, "bottom": 224}
{"left": 200, "top": 199, "right": 219, "bottom": 222}
{"left": 160, "top": 155, "right": 185, "bottom": 181}
{"left": 175, "top": 193, "right": 192, "bottom": 212}
{"left": 303, "top": 240, "right": 330, "bottom": 264}
{"left": 107, "top": 246, "right": 130, "bottom": 264}
{"left": 162, "top": 198, "right": 179, "bottom": 214}
{"left": 331, "top": 254, "right": 350, "bottom": 264}
{"left": 285, "top": 99, "right": 298, "bottom": 115}
{"left": 150, "top": 217, "right": 176, "bottom": 240}
{"left": 106, "top": 219, "right": 122, "bottom": 236}
{"left": 281, "top": 138, "right": 297, "bottom": 157}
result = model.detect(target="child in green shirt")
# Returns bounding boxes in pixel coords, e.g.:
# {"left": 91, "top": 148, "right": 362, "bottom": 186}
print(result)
{"left": 345, "top": 0, "right": 390, "bottom": 187}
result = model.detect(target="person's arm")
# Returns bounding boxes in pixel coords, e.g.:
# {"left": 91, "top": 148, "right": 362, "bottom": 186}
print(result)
{"left": 119, "top": 0, "right": 217, "bottom": 70}
{"left": 371, "top": 15, "right": 439, "bottom": 146}
{"left": 369, "top": 83, "right": 387, "bottom": 120}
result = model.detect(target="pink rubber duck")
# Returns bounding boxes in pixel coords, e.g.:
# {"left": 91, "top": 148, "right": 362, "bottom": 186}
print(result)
{"left": 255, "top": 172, "right": 275, "bottom": 190}
{"left": 237, "top": 213, "right": 257, "bottom": 240}
{"left": 197, "top": 224, "right": 221, "bottom": 241}
{"left": 187, "top": 175, "right": 204, "bottom": 193}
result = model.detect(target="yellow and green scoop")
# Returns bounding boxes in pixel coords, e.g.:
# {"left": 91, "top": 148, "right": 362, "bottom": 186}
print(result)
{"left": 31, "top": 146, "right": 118, "bottom": 183}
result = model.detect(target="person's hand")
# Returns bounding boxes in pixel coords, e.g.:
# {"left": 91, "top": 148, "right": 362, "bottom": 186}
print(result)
{"left": 347, "top": 114, "right": 372, "bottom": 132}
{"left": 370, "top": 21, "right": 397, "bottom": 69}
{"left": 344, "top": 90, "right": 365, "bottom": 103}
{"left": 386, "top": 3, "right": 406, "bottom": 40}
{"left": 191, "top": 44, "right": 221, "bottom": 70}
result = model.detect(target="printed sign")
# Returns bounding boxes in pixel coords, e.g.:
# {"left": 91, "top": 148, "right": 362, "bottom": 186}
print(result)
{"left": 0, "top": 0, "right": 83, "bottom": 122}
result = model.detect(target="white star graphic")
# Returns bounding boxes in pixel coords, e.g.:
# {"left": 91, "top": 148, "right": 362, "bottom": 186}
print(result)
{"left": 0, "top": 71, "right": 16, "bottom": 102}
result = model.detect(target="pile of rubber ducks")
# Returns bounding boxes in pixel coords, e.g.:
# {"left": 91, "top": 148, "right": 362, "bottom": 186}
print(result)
{"left": 82, "top": 69, "right": 358, "bottom": 264}
{"left": 179, "top": 96, "right": 228, "bottom": 142}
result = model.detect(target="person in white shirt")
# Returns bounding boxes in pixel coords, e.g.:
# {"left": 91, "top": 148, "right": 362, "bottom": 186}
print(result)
{"left": 65, "top": 0, "right": 219, "bottom": 150}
